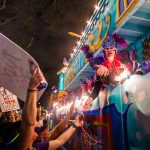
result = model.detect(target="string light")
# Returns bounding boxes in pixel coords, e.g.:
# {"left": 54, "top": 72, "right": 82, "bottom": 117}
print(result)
{"left": 70, "top": 53, "right": 74, "bottom": 58}
{"left": 63, "top": 1, "right": 109, "bottom": 73}
{"left": 73, "top": 48, "right": 77, "bottom": 53}
{"left": 77, "top": 41, "right": 80, "bottom": 45}
{"left": 95, "top": 5, "right": 100, "bottom": 10}
{"left": 82, "top": 32, "right": 85, "bottom": 36}
{"left": 87, "top": 20, "right": 91, "bottom": 25}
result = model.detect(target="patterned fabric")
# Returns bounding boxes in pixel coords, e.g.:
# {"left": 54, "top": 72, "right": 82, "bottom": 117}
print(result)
{"left": 126, "top": 61, "right": 143, "bottom": 75}
{"left": 102, "top": 33, "right": 127, "bottom": 49}
{"left": 102, "top": 35, "right": 116, "bottom": 48}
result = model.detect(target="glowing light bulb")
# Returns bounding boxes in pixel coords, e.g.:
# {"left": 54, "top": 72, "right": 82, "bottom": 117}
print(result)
{"left": 95, "top": 5, "right": 100, "bottom": 10}
{"left": 70, "top": 53, "right": 73, "bottom": 58}
{"left": 73, "top": 48, "right": 77, "bottom": 52}
{"left": 87, "top": 20, "right": 91, "bottom": 25}
{"left": 82, "top": 32, "right": 85, "bottom": 36}
{"left": 77, "top": 41, "right": 80, "bottom": 45}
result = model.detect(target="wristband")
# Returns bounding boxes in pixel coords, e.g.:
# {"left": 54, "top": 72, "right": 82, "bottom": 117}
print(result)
{"left": 69, "top": 121, "right": 78, "bottom": 129}
{"left": 27, "top": 88, "right": 37, "bottom": 93}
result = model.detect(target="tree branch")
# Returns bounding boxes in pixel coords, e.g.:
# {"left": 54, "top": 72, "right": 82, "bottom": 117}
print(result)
{"left": 0, "top": 15, "right": 17, "bottom": 26}
{"left": 26, "top": 37, "right": 34, "bottom": 50}
{"left": 54, "top": 0, "right": 57, "bottom": 10}
{"left": 0, "top": 0, "right": 6, "bottom": 10}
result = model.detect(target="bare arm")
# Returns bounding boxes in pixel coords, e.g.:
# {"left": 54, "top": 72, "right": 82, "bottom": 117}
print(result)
{"left": 18, "top": 68, "right": 44, "bottom": 150}
{"left": 49, "top": 115, "right": 84, "bottom": 150}
{"left": 49, "top": 126, "right": 76, "bottom": 150}
{"left": 48, "top": 103, "right": 74, "bottom": 140}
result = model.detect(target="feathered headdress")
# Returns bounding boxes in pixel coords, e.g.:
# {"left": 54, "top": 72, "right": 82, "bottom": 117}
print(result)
{"left": 81, "top": 45, "right": 104, "bottom": 69}
{"left": 81, "top": 45, "right": 93, "bottom": 59}
{"left": 102, "top": 33, "right": 127, "bottom": 50}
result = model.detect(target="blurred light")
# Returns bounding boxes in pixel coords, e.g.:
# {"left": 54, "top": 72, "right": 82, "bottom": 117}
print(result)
{"left": 95, "top": 5, "right": 100, "bottom": 10}
{"left": 82, "top": 32, "right": 85, "bottom": 36}
{"left": 87, "top": 20, "right": 91, "bottom": 25}
{"left": 73, "top": 48, "right": 77, "bottom": 53}
{"left": 53, "top": 102, "right": 58, "bottom": 108}
{"left": 70, "top": 53, "right": 74, "bottom": 58}
{"left": 115, "top": 69, "right": 130, "bottom": 82}
{"left": 77, "top": 41, "right": 80, "bottom": 45}
{"left": 54, "top": 89, "right": 57, "bottom": 93}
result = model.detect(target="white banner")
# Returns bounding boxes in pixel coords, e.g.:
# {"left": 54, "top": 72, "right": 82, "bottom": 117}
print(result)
{"left": 0, "top": 33, "right": 48, "bottom": 101}
{"left": 0, "top": 87, "right": 20, "bottom": 112}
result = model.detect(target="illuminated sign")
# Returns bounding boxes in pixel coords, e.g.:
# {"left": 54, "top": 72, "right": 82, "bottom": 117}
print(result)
{"left": 58, "top": 73, "right": 64, "bottom": 91}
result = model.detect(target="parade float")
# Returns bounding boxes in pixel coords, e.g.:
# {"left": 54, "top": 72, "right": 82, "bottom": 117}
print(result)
{"left": 53, "top": 0, "right": 150, "bottom": 149}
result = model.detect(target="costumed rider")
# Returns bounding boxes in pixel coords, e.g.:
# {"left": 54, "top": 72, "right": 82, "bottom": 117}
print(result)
{"left": 81, "top": 33, "right": 143, "bottom": 109}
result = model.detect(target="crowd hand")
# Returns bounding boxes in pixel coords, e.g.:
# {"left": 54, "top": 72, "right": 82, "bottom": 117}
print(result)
{"left": 28, "top": 66, "right": 44, "bottom": 90}
{"left": 95, "top": 64, "right": 109, "bottom": 77}
{"left": 74, "top": 115, "right": 84, "bottom": 127}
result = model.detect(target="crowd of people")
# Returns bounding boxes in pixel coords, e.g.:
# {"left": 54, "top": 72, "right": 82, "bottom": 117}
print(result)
{"left": 0, "top": 66, "right": 84, "bottom": 150}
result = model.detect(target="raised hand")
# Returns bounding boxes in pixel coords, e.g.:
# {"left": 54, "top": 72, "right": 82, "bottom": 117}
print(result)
{"left": 28, "top": 66, "right": 44, "bottom": 90}
{"left": 74, "top": 114, "right": 84, "bottom": 127}
{"left": 95, "top": 64, "right": 109, "bottom": 77}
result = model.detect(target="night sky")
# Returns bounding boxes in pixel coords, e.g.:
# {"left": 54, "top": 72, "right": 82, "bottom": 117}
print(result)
{"left": 0, "top": 0, "right": 97, "bottom": 106}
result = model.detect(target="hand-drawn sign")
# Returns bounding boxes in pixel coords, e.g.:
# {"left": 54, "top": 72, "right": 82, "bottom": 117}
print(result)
{"left": 0, "top": 87, "right": 20, "bottom": 112}
{"left": 0, "top": 33, "right": 48, "bottom": 101}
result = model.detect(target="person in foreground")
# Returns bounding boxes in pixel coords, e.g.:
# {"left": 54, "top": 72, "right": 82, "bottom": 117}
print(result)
{"left": 82, "top": 34, "right": 143, "bottom": 109}
{"left": 18, "top": 66, "right": 84, "bottom": 150}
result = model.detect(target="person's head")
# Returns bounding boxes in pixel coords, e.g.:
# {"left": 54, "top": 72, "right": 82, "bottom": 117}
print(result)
{"left": 5, "top": 111, "right": 16, "bottom": 122}
{"left": 102, "top": 33, "right": 127, "bottom": 63}
{"left": 103, "top": 47, "right": 116, "bottom": 62}
{"left": 102, "top": 34, "right": 117, "bottom": 62}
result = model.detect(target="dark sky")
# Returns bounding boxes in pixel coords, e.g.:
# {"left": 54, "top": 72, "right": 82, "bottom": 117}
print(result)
{"left": 0, "top": 0, "right": 97, "bottom": 105}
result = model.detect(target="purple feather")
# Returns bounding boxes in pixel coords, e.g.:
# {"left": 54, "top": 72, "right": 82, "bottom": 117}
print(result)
{"left": 81, "top": 45, "right": 90, "bottom": 54}
{"left": 111, "top": 33, "right": 127, "bottom": 49}
{"left": 81, "top": 44, "right": 93, "bottom": 59}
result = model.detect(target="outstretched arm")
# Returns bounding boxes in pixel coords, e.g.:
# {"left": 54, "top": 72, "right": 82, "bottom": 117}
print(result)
{"left": 49, "top": 116, "right": 84, "bottom": 150}
{"left": 18, "top": 67, "right": 44, "bottom": 150}
{"left": 48, "top": 103, "right": 75, "bottom": 140}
